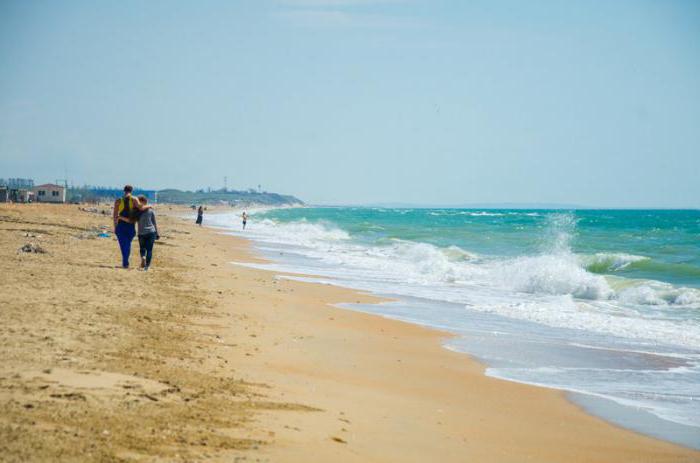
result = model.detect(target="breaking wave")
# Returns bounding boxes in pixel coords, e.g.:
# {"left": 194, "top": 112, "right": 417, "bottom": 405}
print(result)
{"left": 230, "top": 211, "right": 700, "bottom": 348}
{"left": 244, "top": 215, "right": 699, "bottom": 307}
{"left": 227, "top": 207, "right": 700, "bottom": 438}
{"left": 583, "top": 253, "right": 650, "bottom": 273}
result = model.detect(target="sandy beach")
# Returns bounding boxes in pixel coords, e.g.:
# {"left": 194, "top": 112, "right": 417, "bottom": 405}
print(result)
{"left": 1, "top": 203, "right": 698, "bottom": 462}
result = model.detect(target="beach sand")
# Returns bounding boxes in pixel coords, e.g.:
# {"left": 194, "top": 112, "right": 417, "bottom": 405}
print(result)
{"left": 1, "top": 203, "right": 697, "bottom": 462}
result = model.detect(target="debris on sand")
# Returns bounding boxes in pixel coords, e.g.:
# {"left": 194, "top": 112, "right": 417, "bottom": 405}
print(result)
{"left": 75, "top": 228, "right": 109, "bottom": 240}
{"left": 19, "top": 243, "right": 46, "bottom": 254}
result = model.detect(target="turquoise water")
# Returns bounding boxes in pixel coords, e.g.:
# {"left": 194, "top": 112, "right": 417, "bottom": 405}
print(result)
{"left": 262, "top": 208, "right": 700, "bottom": 288}
{"left": 208, "top": 207, "right": 700, "bottom": 448}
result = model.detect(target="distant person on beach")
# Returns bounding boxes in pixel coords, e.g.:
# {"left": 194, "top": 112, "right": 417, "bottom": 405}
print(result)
{"left": 242, "top": 211, "right": 248, "bottom": 230}
{"left": 136, "top": 195, "right": 159, "bottom": 271}
{"left": 196, "top": 206, "right": 204, "bottom": 226}
{"left": 112, "top": 185, "right": 147, "bottom": 269}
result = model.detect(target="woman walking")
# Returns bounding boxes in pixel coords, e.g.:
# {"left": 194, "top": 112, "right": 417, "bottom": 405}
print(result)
{"left": 113, "top": 185, "right": 145, "bottom": 269}
{"left": 196, "top": 206, "right": 204, "bottom": 226}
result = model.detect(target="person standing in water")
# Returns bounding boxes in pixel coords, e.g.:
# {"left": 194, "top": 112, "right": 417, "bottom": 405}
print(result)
{"left": 242, "top": 211, "right": 248, "bottom": 230}
{"left": 196, "top": 206, "right": 204, "bottom": 226}
{"left": 136, "top": 195, "right": 159, "bottom": 270}
{"left": 112, "top": 185, "right": 146, "bottom": 269}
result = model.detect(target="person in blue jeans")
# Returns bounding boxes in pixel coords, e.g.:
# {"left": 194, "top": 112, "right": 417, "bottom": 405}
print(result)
{"left": 112, "top": 185, "right": 148, "bottom": 268}
{"left": 136, "top": 195, "right": 159, "bottom": 270}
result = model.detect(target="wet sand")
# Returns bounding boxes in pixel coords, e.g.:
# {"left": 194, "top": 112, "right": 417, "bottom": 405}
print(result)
{"left": 1, "top": 203, "right": 697, "bottom": 462}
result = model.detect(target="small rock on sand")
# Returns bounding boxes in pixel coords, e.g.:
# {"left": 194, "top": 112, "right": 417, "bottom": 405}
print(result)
{"left": 19, "top": 243, "right": 46, "bottom": 254}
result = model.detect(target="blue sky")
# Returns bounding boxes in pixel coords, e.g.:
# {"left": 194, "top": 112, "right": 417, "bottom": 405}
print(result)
{"left": 1, "top": 0, "right": 699, "bottom": 206}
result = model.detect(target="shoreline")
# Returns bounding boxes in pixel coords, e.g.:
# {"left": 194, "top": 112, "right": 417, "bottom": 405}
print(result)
{"left": 190, "top": 209, "right": 699, "bottom": 461}
{"left": 206, "top": 207, "right": 700, "bottom": 451}
{"left": 281, "top": 284, "right": 700, "bottom": 451}
{"left": 1, "top": 203, "right": 698, "bottom": 462}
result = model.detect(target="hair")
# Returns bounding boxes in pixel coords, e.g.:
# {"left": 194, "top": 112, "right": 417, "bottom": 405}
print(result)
{"left": 123, "top": 185, "right": 133, "bottom": 193}
{"left": 138, "top": 195, "right": 147, "bottom": 204}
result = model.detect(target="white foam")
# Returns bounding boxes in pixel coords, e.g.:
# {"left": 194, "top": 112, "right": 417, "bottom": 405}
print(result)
{"left": 428, "top": 210, "right": 505, "bottom": 217}
{"left": 222, "top": 215, "right": 700, "bottom": 349}
{"left": 616, "top": 280, "right": 700, "bottom": 308}
{"left": 490, "top": 253, "right": 613, "bottom": 299}
{"left": 485, "top": 366, "right": 700, "bottom": 428}
{"left": 464, "top": 211, "right": 505, "bottom": 216}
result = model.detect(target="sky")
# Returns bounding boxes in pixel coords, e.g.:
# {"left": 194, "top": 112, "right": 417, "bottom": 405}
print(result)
{"left": 1, "top": 0, "right": 699, "bottom": 207}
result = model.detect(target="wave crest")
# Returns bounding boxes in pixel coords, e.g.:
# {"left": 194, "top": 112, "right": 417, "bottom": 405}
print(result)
{"left": 493, "top": 254, "right": 613, "bottom": 300}
{"left": 255, "top": 218, "right": 350, "bottom": 246}
{"left": 584, "top": 253, "right": 650, "bottom": 273}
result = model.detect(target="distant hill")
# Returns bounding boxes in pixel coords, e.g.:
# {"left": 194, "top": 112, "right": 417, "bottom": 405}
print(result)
{"left": 68, "top": 187, "right": 158, "bottom": 203}
{"left": 156, "top": 189, "right": 304, "bottom": 206}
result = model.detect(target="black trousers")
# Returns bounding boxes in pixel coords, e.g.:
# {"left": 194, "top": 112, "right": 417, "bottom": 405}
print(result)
{"left": 138, "top": 232, "right": 156, "bottom": 266}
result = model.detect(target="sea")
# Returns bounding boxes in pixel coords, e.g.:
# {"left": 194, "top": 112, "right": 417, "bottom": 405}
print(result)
{"left": 205, "top": 207, "right": 700, "bottom": 449}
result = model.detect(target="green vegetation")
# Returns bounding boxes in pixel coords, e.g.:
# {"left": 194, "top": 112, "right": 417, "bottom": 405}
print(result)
{"left": 156, "top": 188, "right": 303, "bottom": 206}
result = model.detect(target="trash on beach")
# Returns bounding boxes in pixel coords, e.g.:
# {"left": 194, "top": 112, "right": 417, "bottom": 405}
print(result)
{"left": 75, "top": 228, "right": 109, "bottom": 239}
{"left": 19, "top": 243, "right": 46, "bottom": 254}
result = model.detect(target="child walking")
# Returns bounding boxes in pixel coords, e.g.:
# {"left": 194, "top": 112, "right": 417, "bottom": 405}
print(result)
{"left": 137, "top": 195, "right": 159, "bottom": 270}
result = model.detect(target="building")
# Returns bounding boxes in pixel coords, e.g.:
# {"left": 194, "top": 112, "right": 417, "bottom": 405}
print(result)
{"left": 0, "top": 187, "right": 34, "bottom": 203}
{"left": 16, "top": 189, "right": 34, "bottom": 202}
{"left": 33, "top": 184, "right": 66, "bottom": 203}
{"left": 0, "top": 178, "right": 34, "bottom": 189}
{"left": 0, "top": 178, "right": 36, "bottom": 203}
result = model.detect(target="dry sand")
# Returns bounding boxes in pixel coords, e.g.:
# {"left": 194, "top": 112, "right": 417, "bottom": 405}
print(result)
{"left": 1, "top": 203, "right": 697, "bottom": 462}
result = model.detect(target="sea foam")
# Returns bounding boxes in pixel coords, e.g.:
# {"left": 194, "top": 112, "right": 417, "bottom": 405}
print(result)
{"left": 218, "top": 207, "right": 700, "bottom": 445}
{"left": 224, "top": 211, "right": 700, "bottom": 349}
